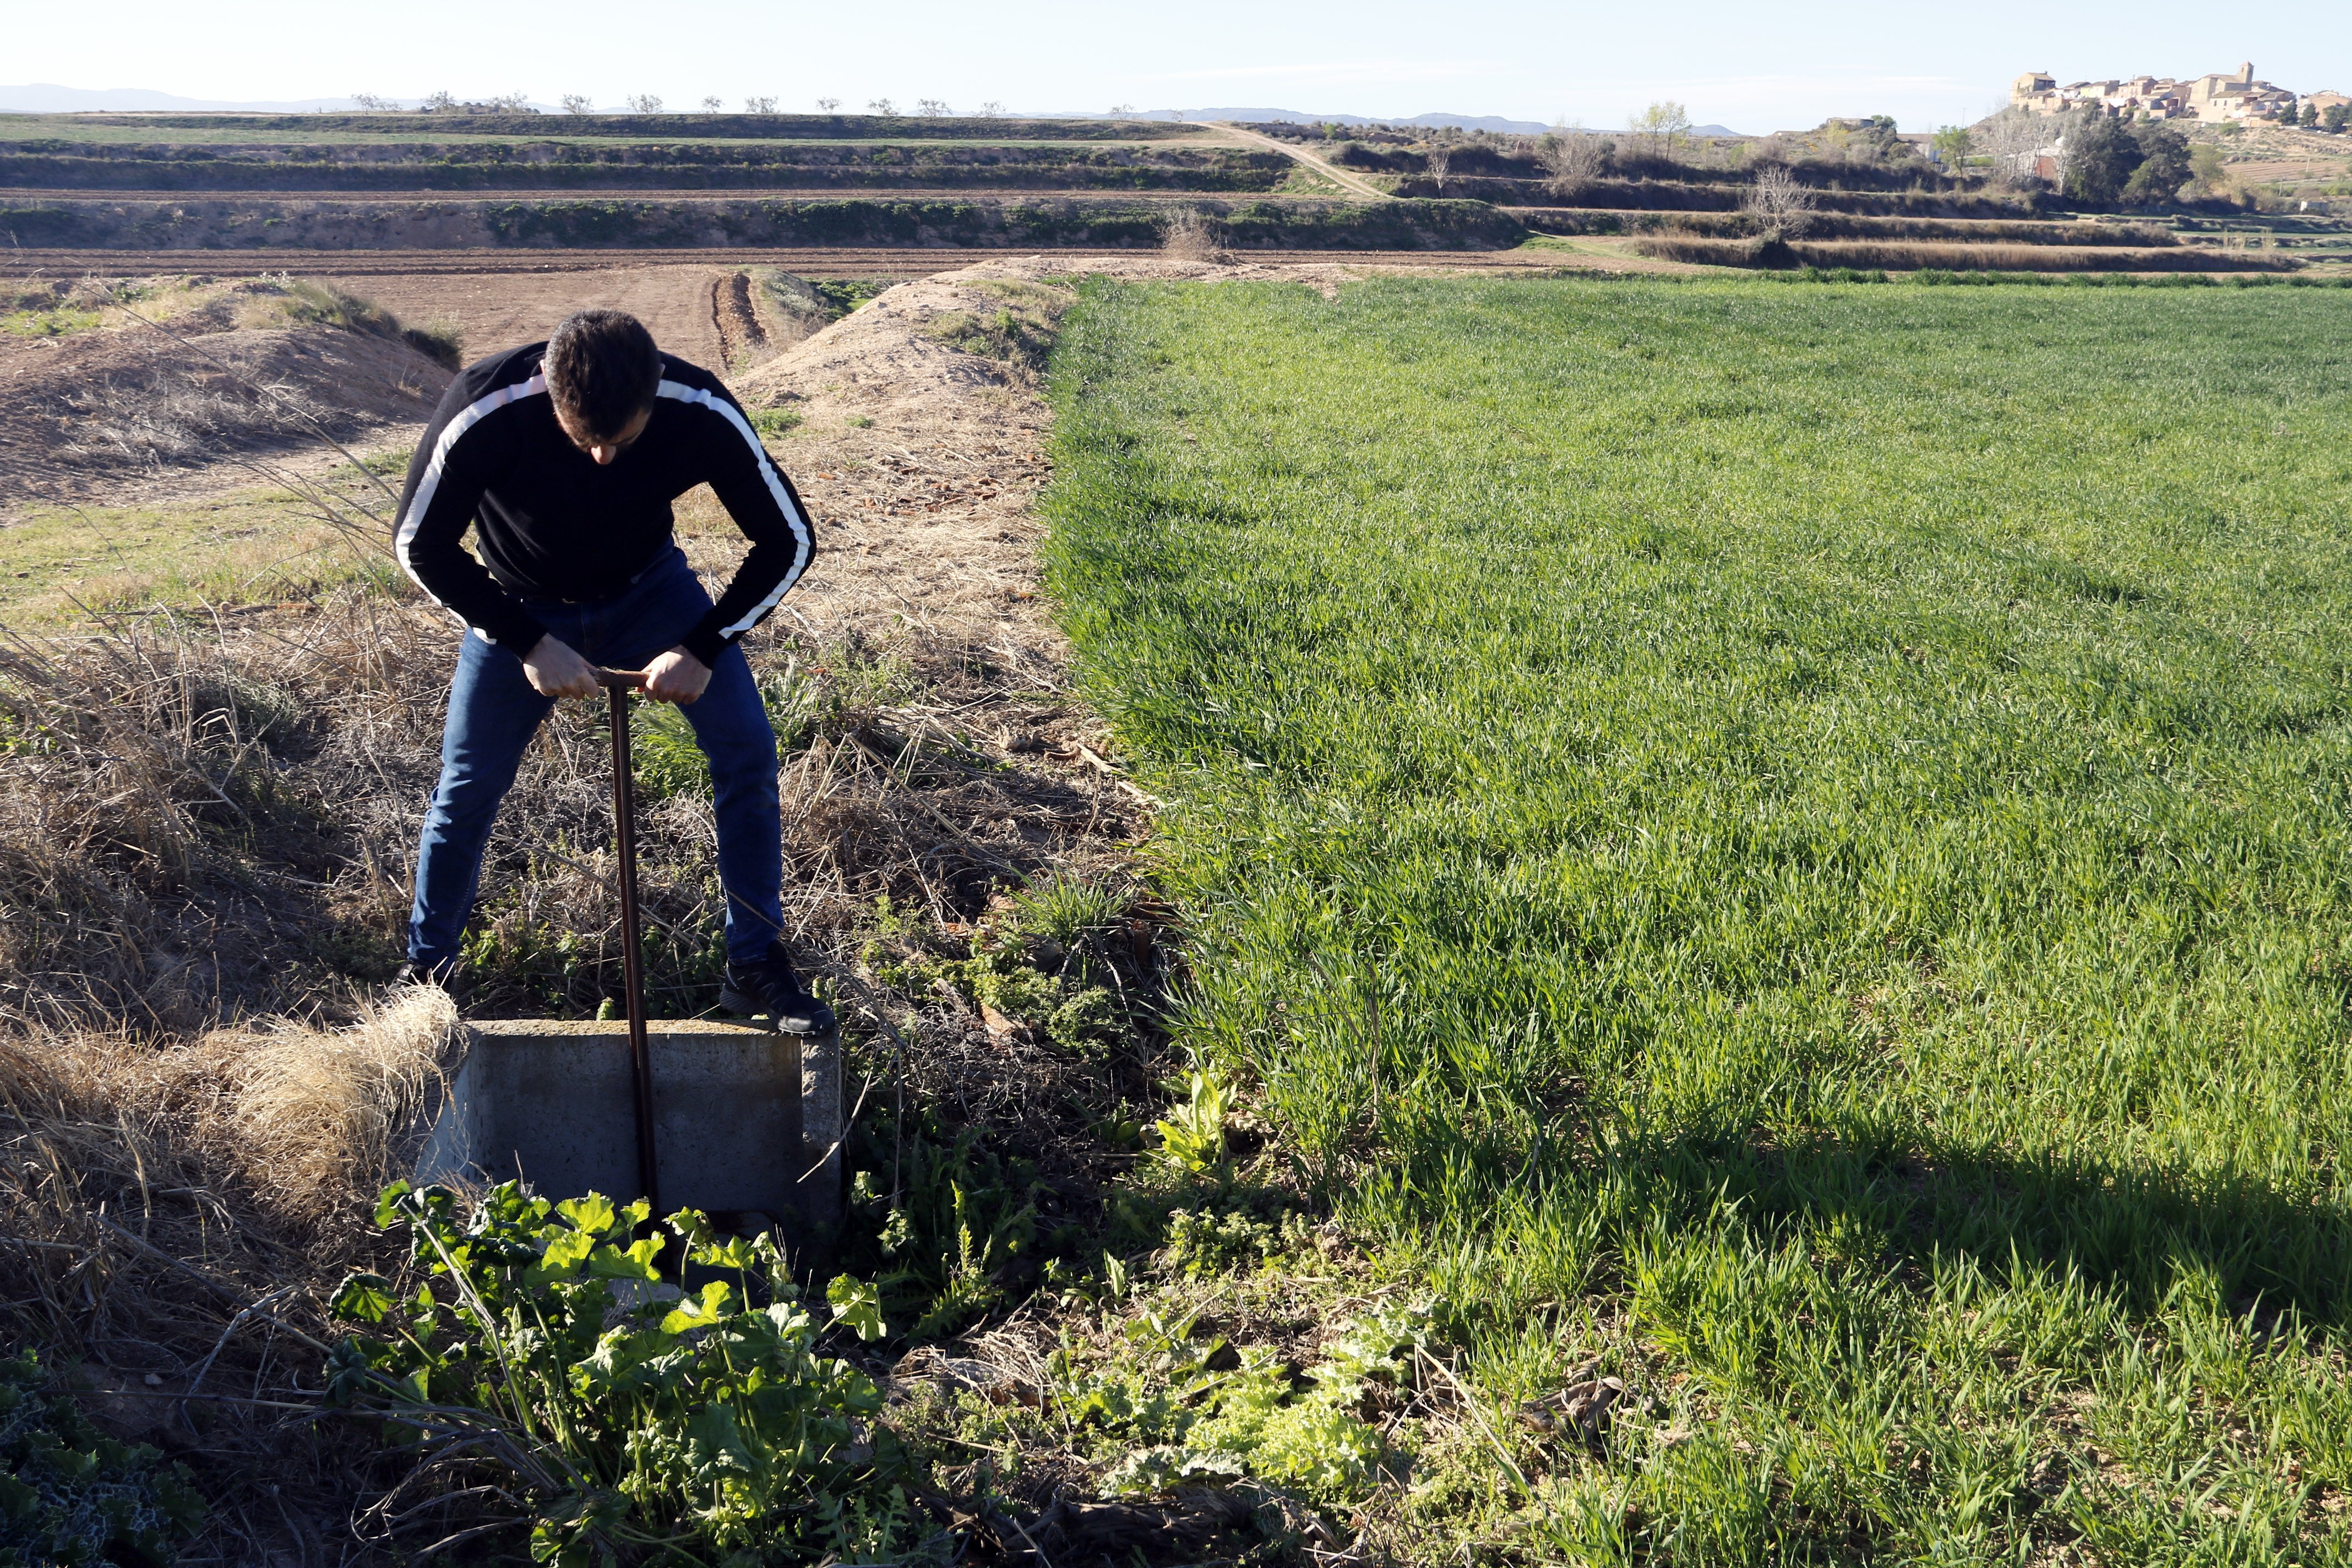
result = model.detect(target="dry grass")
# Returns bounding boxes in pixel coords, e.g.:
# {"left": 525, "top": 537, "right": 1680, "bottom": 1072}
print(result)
{"left": 0, "top": 254, "right": 1171, "bottom": 1562}
{"left": 0, "top": 990, "right": 464, "bottom": 1563}
{"left": 222, "top": 988, "right": 458, "bottom": 1215}
{"left": 1161, "top": 207, "right": 1230, "bottom": 263}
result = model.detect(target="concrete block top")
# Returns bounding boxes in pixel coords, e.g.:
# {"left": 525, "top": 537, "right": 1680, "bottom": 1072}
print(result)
{"left": 468, "top": 1018, "right": 781, "bottom": 1040}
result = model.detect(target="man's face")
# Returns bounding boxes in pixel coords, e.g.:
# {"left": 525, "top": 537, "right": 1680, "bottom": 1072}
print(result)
{"left": 553, "top": 401, "right": 652, "bottom": 466}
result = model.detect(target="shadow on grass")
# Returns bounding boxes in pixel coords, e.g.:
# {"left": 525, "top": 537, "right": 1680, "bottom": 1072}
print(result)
{"left": 1605, "top": 1126, "right": 2352, "bottom": 1326}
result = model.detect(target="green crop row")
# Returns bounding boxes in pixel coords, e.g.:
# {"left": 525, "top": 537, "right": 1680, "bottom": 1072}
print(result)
{"left": 1040, "top": 275, "right": 2352, "bottom": 1560}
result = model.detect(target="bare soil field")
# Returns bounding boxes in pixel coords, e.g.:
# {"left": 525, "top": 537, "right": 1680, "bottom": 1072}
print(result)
{"left": 314, "top": 260, "right": 744, "bottom": 371}
{"left": 0, "top": 244, "right": 1585, "bottom": 280}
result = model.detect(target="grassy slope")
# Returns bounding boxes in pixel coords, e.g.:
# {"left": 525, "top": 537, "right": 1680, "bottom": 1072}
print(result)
{"left": 1043, "top": 276, "right": 2352, "bottom": 1560}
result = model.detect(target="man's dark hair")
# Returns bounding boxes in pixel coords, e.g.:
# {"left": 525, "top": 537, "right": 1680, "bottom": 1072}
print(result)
{"left": 545, "top": 309, "right": 661, "bottom": 439}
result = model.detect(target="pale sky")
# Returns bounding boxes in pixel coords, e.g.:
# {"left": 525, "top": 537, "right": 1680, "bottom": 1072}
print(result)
{"left": 10, "top": 0, "right": 2349, "bottom": 133}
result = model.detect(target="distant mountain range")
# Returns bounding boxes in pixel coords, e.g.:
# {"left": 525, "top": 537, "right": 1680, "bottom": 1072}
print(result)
{"left": 0, "top": 83, "right": 373, "bottom": 112}
{"left": 0, "top": 84, "right": 1746, "bottom": 138}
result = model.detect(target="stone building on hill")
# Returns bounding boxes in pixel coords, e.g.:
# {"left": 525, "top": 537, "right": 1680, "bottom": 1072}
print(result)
{"left": 2010, "top": 63, "right": 2300, "bottom": 123}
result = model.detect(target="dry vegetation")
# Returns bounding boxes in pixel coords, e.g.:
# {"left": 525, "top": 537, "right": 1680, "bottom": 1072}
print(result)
{"left": 1630, "top": 233, "right": 2305, "bottom": 272}
{"left": 0, "top": 258, "right": 1233, "bottom": 1562}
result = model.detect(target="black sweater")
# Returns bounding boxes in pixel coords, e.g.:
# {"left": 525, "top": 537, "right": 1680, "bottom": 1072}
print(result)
{"left": 393, "top": 342, "right": 814, "bottom": 668}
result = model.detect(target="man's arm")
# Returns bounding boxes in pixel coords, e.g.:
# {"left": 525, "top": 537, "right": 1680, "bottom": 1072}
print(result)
{"left": 657, "top": 381, "right": 816, "bottom": 669}
{"left": 394, "top": 384, "right": 552, "bottom": 659}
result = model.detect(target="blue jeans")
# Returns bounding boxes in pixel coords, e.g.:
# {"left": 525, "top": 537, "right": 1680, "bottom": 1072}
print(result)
{"left": 407, "top": 546, "right": 784, "bottom": 972}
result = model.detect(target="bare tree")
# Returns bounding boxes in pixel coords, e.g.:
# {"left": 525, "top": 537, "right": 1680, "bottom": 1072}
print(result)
{"left": 418, "top": 90, "right": 458, "bottom": 113}
{"left": 1536, "top": 128, "right": 1605, "bottom": 196}
{"left": 699, "top": 95, "right": 722, "bottom": 112}
{"left": 1976, "top": 104, "right": 2055, "bottom": 187}
{"left": 916, "top": 97, "right": 950, "bottom": 117}
{"left": 978, "top": 100, "right": 1005, "bottom": 118}
{"left": 487, "top": 92, "right": 533, "bottom": 113}
{"left": 744, "top": 95, "right": 776, "bottom": 114}
{"left": 625, "top": 94, "right": 663, "bottom": 115}
{"left": 350, "top": 93, "right": 395, "bottom": 111}
{"left": 1743, "top": 164, "right": 1817, "bottom": 236}
{"left": 1423, "top": 142, "right": 1452, "bottom": 193}
{"left": 815, "top": 97, "right": 842, "bottom": 112}
{"left": 867, "top": 97, "right": 897, "bottom": 116}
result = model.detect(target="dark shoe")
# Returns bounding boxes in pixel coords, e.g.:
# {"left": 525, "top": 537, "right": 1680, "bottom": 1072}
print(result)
{"left": 393, "top": 956, "right": 458, "bottom": 991}
{"left": 720, "top": 946, "right": 837, "bottom": 1035}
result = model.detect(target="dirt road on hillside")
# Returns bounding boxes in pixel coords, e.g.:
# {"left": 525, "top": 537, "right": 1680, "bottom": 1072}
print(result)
{"left": 1211, "top": 124, "right": 1392, "bottom": 200}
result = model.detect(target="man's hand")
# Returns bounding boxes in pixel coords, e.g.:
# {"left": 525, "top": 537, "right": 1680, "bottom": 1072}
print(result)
{"left": 644, "top": 646, "right": 711, "bottom": 705}
{"left": 522, "top": 634, "right": 601, "bottom": 700}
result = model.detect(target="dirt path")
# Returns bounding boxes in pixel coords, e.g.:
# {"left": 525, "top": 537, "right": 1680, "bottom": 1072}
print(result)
{"left": 1210, "top": 123, "right": 1392, "bottom": 201}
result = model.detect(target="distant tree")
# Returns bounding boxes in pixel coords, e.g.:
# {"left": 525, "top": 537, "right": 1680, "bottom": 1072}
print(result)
{"left": 350, "top": 92, "right": 395, "bottom": 111}
{"left": 978, "top": 100, "right": 1005, "bottom": 118}
{"left": 1110, "top": 104, "right": 1136, "bottom": 118}
{"left": 625, "top": 94, "right": 663, "bottom": 115}
{"left": 559, "top": 93, "right": 594, "bottom": 115}
{"left": 1536, "top": 128, "right": 1604, "bottom": 195}
{"left": 916, "top": 97, "right": 950, "bottom": 117}
{"left": 2187, "top": 140, "right": 2229, "bottom": 195}
{"left": 1931, "top": 124, "right": 1974, "bottom": 167}
{"left": 699, "top": 95, "right": 722, "bottom": 112}
{"left": 1423, "top": 142, "right": 1451, "bottom": 192}
{"left": 2121, "top": 122, "right": 2192, "bottom": 205}
{"left": 2063, "top": 110, "right": 2142, "bottom": 203}
{"left": 867, "top": 97, "right": 896, "bottom": 116}
{"left": 2301, "top": 102, "right": 2320, "bottom": 128}
{"left": 2325, "top": 104, "right": 2349, "bottom": 133}
{"left": 487, "top": 92, "right": 533, "bottom": 113}
{"left": 1861, "top": 114, "right": 1904, "bottom": 161}
{"left": 1975, "top": 106, "right": 2050, "bottom": 187}
{"left": 1743, "top": 164, "right": 1818, "bottom": 235}
{"left": 744, "top": 96, "right": 776, "bottom": 114}
{"left": 419, "top": 90, "right": 458, "bottom": 113}
{"left": 1627, "top": 101, "right": 1692, "bottom": 157}
{"left": 815, "top": 97, "right": 841, "bottom": 113}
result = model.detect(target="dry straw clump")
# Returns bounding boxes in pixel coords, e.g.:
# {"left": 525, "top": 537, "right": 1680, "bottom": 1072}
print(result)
{"left": 0, "top": 989, "right": 461, "bottom": 1559}
{"left": 1161, "top": 206, "right": 1229, "bottom": 262}
{"left": 221, "top": 986, "right": 459, "bottom": 1217}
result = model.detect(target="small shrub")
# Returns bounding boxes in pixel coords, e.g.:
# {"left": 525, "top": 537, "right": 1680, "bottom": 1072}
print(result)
{"left": 1153, "top": 1068, "right": 1231, "bottom": 1173}
{"left": 0, "top": 1348, "right": 204, "bottom": 1567}
{"left": 749, "top": 406, "right": 803, "bottom": 439}
{"left": 330, "top": 1183, "right": 925, "bottom": 1565}
{"left": 1161, "top": 207, "right": 1228, "bottom": 261}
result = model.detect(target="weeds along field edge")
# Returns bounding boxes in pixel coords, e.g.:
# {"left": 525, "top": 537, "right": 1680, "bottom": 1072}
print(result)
{"left": 1038, "top": 275, "right": 2352, "bottom": 1560}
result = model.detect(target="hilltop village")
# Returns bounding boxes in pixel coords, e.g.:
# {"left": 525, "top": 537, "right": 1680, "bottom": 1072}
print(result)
{"left": 2012, "top": 63, "right": 2349, "bottom": 127}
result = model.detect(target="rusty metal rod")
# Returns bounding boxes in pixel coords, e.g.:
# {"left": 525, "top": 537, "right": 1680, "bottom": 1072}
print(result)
{"left": 599, "top": 667, "right": 660, "bottom": 1217}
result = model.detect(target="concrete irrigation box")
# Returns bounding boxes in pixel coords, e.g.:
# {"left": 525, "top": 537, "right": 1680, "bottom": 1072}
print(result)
{"left": 415, "top": 1019, "right": 841, "bottom": 1237}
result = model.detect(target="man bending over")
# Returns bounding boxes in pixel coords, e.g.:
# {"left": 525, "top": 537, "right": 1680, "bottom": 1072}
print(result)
{"left": 393, "top": 307, "right": 834, "bottom": 1034}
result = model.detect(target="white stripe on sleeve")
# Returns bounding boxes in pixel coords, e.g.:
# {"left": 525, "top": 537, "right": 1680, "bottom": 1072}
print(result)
{"left": 394, "top": 371, "right": 548, "bottom": 639}
{"left": 655, "top": 378, "right": 815, "bottom": 636}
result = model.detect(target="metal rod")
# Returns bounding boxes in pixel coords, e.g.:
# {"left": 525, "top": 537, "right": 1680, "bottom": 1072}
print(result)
{"left": 606, "top": 677, "right": 661, "bottom": 1218}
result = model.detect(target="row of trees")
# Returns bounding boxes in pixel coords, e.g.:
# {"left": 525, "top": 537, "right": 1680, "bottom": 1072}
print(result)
{"left": 346, "top": 94, "right": 1020, "bottom": 117}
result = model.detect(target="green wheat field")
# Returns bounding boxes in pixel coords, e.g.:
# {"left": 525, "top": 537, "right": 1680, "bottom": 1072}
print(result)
{"left": 1042, "top": 275, "right": 2352, "bottom": 1561}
